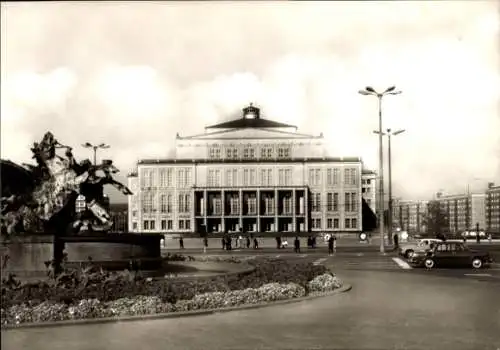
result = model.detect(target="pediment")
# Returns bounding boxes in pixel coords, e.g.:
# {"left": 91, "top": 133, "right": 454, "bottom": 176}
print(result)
{"left": 181, "top": 128, "right": 318, "bottom": 140}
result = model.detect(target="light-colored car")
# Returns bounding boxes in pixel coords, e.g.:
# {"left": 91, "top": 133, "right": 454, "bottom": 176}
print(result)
{"left": 399, "top": 238, "right": 443, "bottom": 259}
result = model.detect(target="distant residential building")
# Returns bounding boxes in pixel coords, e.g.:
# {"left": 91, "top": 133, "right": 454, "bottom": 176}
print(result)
{"left": 435, "top": 192, "right": 486, "bottom": 233}
{"left": 361, "top": 170, "right": 377, "bottom": 215}
{"left": 486, "top": 182, "right": 500, "bottom": 234}
{"left": 393, "top": 200, "right": 428, "bottom": 234}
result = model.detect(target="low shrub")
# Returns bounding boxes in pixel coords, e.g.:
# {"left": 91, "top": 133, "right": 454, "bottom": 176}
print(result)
{"left": 1, "top": 255, "right": 344, "bottom": 326}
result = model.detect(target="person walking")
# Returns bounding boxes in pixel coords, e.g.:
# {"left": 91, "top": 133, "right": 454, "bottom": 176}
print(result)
{"left": 246, "top": 236, "right": 251, "bottom": 249}
{"left": 203, "top": 236, "right": 208, "bottom": 254}
{"left": 179, "top": 237, "right": 184, "bottom": 249}
{"left": 253, "top": 237, "right": 259, "bottom": 249}
{"left": 221, "top": 236, "right": 226, "bottom": 250}
{"left": 393, "top": 233, "right": 399, "bottom": 250}
{"left": 294, "top": 236, "right": 301, "bottom": 254}
{"left": 328, "top": 235, "right": 334, "bottom": 256}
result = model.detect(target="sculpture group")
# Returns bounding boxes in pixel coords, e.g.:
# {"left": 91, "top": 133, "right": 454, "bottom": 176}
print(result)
{"left": 1, "top": 132, "right": 132, "bottom": 236}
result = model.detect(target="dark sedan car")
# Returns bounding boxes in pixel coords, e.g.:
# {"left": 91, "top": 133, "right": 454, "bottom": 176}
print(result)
{"left": 409, "top": 241, "right": 493, "bottom": 269}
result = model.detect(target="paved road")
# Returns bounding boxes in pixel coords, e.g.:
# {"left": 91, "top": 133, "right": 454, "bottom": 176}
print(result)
{"left": 3, "top": 260, "right": 499, "bottom": 350}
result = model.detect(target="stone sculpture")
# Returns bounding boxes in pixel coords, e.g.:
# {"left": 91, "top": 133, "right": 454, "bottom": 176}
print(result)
{"left": 1, "top": 132, "right": 132, "bottom": 236}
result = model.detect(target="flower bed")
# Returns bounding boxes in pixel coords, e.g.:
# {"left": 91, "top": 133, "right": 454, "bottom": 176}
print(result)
{"left": 1, "top": 256, "right": 344, "bottom": 326}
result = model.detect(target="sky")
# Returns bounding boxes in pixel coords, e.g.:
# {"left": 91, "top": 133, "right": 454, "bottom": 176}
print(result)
{"left": 1, "top": 1, "right": 500, "bottom": 203}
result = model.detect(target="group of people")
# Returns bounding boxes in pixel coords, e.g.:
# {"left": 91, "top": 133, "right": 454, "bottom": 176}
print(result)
{"left": 222, "top": 235, "right": 259, "bottom": 250}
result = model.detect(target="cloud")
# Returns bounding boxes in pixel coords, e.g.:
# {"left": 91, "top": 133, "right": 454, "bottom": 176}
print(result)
{"left": 1, "top": 1, "right": 499, "bottom": 202}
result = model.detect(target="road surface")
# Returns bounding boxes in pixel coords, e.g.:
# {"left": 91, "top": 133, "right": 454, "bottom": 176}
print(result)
{"left": 3, "top": 254, "right": 500, "bottom": 350}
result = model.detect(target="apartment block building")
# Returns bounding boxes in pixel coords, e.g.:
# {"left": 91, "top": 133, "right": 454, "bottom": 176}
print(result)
{"left": 435, "top": 192, "right": 486, "bottom": 233}
{"left": 486, "top": 182, "right": 500, "bottom": 234}
{"left": 361, "top": 170, "right": 377, "bottom": 215}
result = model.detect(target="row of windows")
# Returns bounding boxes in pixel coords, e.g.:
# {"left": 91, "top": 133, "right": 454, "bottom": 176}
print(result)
{"left": 311, "top": 218, "right": 358, "bottom": 229}
{"left": 136, "top": 219, "right": 191, "bottom": 231}
{"left": 209, "top": 144, "right": 292, "bottom": 160}
{"left": 206, "top": 167, "right": 358, "bottom": 187}
{"left": 208, "top": 168, "right": 294, "bottom": 187}
{"left": 141, "top": 168, "right": 192, "bottom": 188}
{"left": 141, "top": 193, "right": 191, "bottom": 214}
{"left": 135, "top": 218, "right": 358, "bottom": 231}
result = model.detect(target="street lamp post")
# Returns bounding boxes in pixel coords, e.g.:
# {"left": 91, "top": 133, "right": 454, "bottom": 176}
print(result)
{"left": 375, "top": 128, "right": 406, "bottom": 245}
{"left": 82, "top": 142, "right": 110, "bottom": 165}
{"left": 359, "top": 86, "right": 402, "bottom": 254}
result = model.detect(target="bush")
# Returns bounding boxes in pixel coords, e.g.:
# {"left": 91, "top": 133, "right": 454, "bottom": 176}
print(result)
{"left": 1, "top": 256, "right": 343, "bottom": 326}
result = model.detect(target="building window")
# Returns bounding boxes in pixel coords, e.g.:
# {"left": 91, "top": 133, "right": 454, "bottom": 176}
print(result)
{"left": 352, "top": 218, "right": 357, "bottom": 229}
{"left": 178, "top": 194, "right": 190, "bottom": 213}
{"left": 143, "top": 220, "right": 149, "bottom": 230}
{"left": 283, "top": 195, "right": 292, "bottom": 215}
{"left": 185, "top": 220, "right": 191, "bottom": 230}
{"left": 226, "top": 169, "right": 238, "bottom": 186}
{"left": 263, "top": 195, "right": 274, "bottom": 215}
{"left": 327, "top": 169, "right": 333, "bottom": 186}
{"left": 225, "top": 145, "right": 239, "bottom": 159}
{"left": 160, "top": 194, "right": 168, "bottom": 213}
{"left": 248, "top": 196, "right": 257, "bottom": 215}
{"left": 167, "top": 169, "right": 173, "bottom": 187}
{"left": 260, "top": 144, "right": 274, "bottom": 159}
{"left": 142, "top": 192, "right": 153, "bottom": 213}
{"left": 208, "top": 169, "right": 221, "bottom": 187}
{"left": 260, "top": 169, "right": 273, "bottom": 186}
{"left": 161, "top": 219, "right": 167, "bottom": 230}
{"left": 333, "top": 168, "right": 340, "bottom": 185}
{"left": 277, "top": 144, "right": 291, "bottom": 158}
{"left": 309, "top": 169, "right": 321, "bottom": 186}
{"left": 132, "top": 210, "right": 137, "bottom": 217}
{"left": 312, "top": 193, "right": 321, "bottom": 212}
{"left": 179, "top": 220, "right": 184, "bottom": 230}
{"left": 366, "top": 179, "right": 371, "bottom": 185}
{"left": 132, "top": 222, "right": 137, "bottom": 230}
{"left": 327, "top": 218, "right": 333, "bottom": 229}
{"left": 209, "top": 144, "right": 221, "bottom": 159}
{"left": 243, "top": 145, "right": 256, "bottom": 159}
{"left": 334, "top": 218, "right": 339, "bottom": 229}
{"left": 213, "top": 197, "right": 222, "bottom": 215}
{"left": 345, "top": 218, "right": 351, "bottom": 229}
{"left": 243, "top": 169, "right": 250, "bottom": 186}
{"left": 344, "top": 168, "right": 358, "bottom": 186}
{"left": 327, "top": 193, "right": 333, "bottom": 212}
{"left": 250, "top": 169, "right": 256, "bottom": 186}
{"left": 167, "top": 220, "right": 173, "bottom": 230}
{"left": 229, "top": 196, "right": 240, "bottom": 215}
{"left": 159, "top": 170, "right": 167, "bottom": 187}
{"left": 312, "top": 218, "right": 321, "bottom": 229}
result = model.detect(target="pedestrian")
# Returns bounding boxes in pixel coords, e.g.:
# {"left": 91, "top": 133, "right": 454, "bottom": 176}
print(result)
{"left": 246, "top": 236, "right": 251, "bottom": 249}
{"left": 253, "top": 237, "right": 258, "bottom": 249}
{"left": 179, "top": 237, "right": 184, "bottom": 249}
{"left": 221, "top": 236, "right": 226, "bottom": 250}
{"left": 203, "top": 236, "right": 208, "bottom": 254}
{"left": 476, "top": 233, "right": 481, "bottom": 244}
{"left": 333, "top": 234, "right": 337, "bottom": 253}
{"left": 307, "top": 236, "right": 312, "bottom": 249}
{"left": 328, "top": 235, "right": 334, "bottom": 256}
{"left": 294, "top": 236, "right": 301, "bottom": 254}
{"left": 312, "top": 236, "right": 317, "bottom": 249}
{"left": 393, "top": 233, "right": 399, "bottom": 250}
{"left": 227, "top": 236, "right": 232, "bottom": 251}
{"left": 488, "top": 233, "right": 492, "bottom": 243}
{"left": 276, "top": 236, "right": 280, "bottom": 249}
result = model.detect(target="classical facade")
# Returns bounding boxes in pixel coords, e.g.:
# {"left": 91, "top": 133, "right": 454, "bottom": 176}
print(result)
{"left": 128, "top": 104, "right": 366, "bottom": 235}
{"left": 486, "top": 182, "right": 500, "bottom": 234}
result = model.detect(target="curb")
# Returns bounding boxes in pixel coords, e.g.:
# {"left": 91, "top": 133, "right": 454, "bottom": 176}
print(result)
{"left": 1, "top": 284, "right": 352, "bottom": 330}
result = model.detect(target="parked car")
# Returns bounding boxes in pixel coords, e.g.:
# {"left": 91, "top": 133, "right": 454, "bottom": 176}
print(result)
{"left": 399, "top": 238, "right": 443, "bottom": 258}
{"left": 408, "top": 241, "right": 493, "bottom": 269}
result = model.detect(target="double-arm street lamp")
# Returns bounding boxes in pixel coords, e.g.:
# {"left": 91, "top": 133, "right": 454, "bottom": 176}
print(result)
{"left": 359, "top": 86, "right": 402, "bottom": 254}
{"left": 374, "top": 128, "right": 406, "bottom": 245}
{"left": 82, "top": 142, "right": 110, "bottom": 165}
